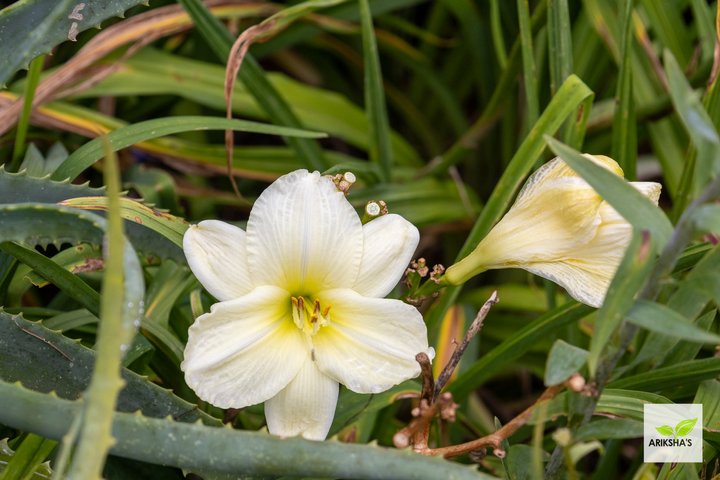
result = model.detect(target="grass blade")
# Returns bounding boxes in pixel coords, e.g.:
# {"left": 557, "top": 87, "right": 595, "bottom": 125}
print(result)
{"left": 664, "top": 50, "right": 720, "bottom": 195}
{"left": 448, "top": 302, "right": 593, "bottom": 398}
{"left": 0, "top": 242, "right": 100, "bottom": 315}
{"left": 610, "top": 0, "right": 637, "bottom": 180}
{"left": 52, "top": 115, "right": 325, "bottom": 182}
{"left": 547, "top": 0, "right": 573, "bottom": 94}
{"left": 359, "top": 0, "right": 393, "bottom": 181}
{"left": 176, "top": 0, "right": 327, "bottom": 171}
{"left": 9, "top": 55, "right": 44, "bottom": 172}
{"left": 516, "top": 0, "right": 539, "bottom": 127}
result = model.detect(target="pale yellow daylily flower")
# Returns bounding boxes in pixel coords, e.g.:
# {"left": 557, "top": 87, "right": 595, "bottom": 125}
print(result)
{"left": 181, "top": 169, "right": 430, "bottom": 440}
{"left": 445, "top": 155, "right": 662, "bottom": 308}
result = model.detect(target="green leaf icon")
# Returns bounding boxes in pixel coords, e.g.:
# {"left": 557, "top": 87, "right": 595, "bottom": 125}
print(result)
{"left": 656, "top": 425, "right": 674, "bottom": 436}
{"left": 674, "top": 418, "right": 697, "bottom": 437}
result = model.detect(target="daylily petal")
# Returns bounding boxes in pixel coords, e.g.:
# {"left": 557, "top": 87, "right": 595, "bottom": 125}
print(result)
{"left": 313, "top": 288, "right": 428, "bottom": 394}
{"left": 538, "top": 181, "right": 660, "bottom": 307}
{"left": 353, "top": 214, "right": 419, "bottom": 298}
{"left": 515, "top": 155, "right": 623, "bottom": 205}
{"left": 182, "top": 285, "right": 306, "bottom": 408}
{"left": 264, "top": 357, "right": 339, "bottom": 440}
{"left": 445, "top": 177, "right": 603, "bottom": 283}
{"left": 524, "top": 262, "right": 615, "bottom": 308}
{"left": 246, "top": 170, "right": 364, "bottom": 293}
{"left": 184, "top": 220, "right": 253, "bottom": 301}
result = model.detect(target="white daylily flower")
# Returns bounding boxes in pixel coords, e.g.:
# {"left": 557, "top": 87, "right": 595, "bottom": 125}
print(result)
{"left": 445, "top": 155, "right": 662, "bottom": 308}
{"left": 181, "top": 169, "right": 430, "bottom": 440}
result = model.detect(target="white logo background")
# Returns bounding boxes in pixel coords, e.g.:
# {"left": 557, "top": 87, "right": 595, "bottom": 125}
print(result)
{"left": 644, "top": 403, "right": 703, "bottom": 463}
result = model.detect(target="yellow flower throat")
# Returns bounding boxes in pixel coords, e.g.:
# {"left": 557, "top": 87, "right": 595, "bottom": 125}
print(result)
{"left": 291, "top": 296, "right": 331, "bottom": 338}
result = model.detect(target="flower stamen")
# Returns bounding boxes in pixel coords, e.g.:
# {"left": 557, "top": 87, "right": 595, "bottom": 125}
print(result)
{"left": 291, "top": 295, "right": 331, "bottom": 337}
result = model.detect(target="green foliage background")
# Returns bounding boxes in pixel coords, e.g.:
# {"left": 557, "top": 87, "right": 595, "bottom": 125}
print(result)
{"left": 0, "top": 0, "right": 719, "bottom": 478}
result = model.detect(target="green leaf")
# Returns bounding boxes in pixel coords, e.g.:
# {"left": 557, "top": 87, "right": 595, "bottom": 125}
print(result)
{"left": 78, "top": 48, "right": 419, "bottom": 167}
{"left": 0, "top": 241, "right": 100, "bottom": 315}
{"left": 544, "top": 340, "right": 588, "bottom": 386}
{"left": 664, "top": 50, "right": 720, "bottom": 194}
{"left": 691, "top": 204, "right": 720, "bottom": 235}
{"left": 609, "top": 357, "right": 720, "bottom": 391}
{"left": 0, "top": 433, "right": 56, "bottom": 480}
{"left": 448, "top": 302, "right": 593, "bottom": 398}
{"left": 176, "top": 0, "right": 328, "bottom": 172}
{"left": 547, "top": 0, "right": 573, "bottom": 95}
{"left": 610, "top": 0, "right": 636, "bottom": 179}
{"left": 0, "top": 166, "right": 104, "bottom": 203}
{"left": 65, "top": 143, "right": 140, "bottom": 478}
{"left": 674, "top": 418, "right": 698, "bottom": 437}
{"left": 626, "top": 300, "right": 720, "bottom": 344}
{"left": 329, "top": 381, "right": 419, "bottom": 436}
{"left": 588, "top": 230, "right": 654, "bottom": 376}
{"left": 0, "top": 380, "right": 490, "bottom": 480}
{"left": 545, "top": 137, "right": 673, "bottom": 249}
{"left": 59, "top": 197, "right": 188, "bottom": 248}
{"left": 0, "top": 0, "right": 151, "bottom": 85}
{"left": 515, "top": 0, "right": 538, "bottom": 127}
{"left": 359, "top": 0, "right": 393, "bottom": 181}
{"left": 10, "top": 54, "right": 44, "bottom": 171}
{"left": 0, "top": 311, "right": 218, "bottom": 425}
{"left": 52, "top": 116, "right": 326, "bottom": 182}
{"left": 655, "top": 425, "right": 675, "bottom": 437}
{"left": 574, "top": 419, "right": 643, "bottom": 441}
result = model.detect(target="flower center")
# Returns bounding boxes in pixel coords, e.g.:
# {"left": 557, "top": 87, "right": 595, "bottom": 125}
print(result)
{"left": 291, "top": 296, "right": 331, "bottom": 338}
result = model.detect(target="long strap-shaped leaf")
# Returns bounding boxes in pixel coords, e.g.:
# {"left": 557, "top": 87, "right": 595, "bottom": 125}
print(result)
{"left": 52, "top": 116, "right": 326, "bottom": 182}
{"left": 177, "top": 0, "right": 328, "bottom": 171}
{"left": 0, "top": 381, "right": 491, "bottom": 480}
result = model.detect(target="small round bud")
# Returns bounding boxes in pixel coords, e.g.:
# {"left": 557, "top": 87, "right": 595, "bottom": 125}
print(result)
{"left": 366, "top": 201, "right": 381, "bottom": 216}
{"left": 343, "top": 171, "right": 356, "bottom": 184}
{"left": 552, "top": 427, "right": 572, "bottom": 447}
{"left": 393, "top": 432, "right": 410, "bottom": 448}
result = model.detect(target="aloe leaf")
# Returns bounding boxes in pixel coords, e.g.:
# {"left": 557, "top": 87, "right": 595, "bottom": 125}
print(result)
{"left": 0, "top": 181, "right": 183, "bottom": 263}
{"left": 65, "top": 144, "right": 138, "bottom": 478}
{"left": 0, "top": 311, "right": 217, "bottom": 425}
{"left": 0, "top": 381, "right": 489, "bottom": 480}
{"left": 0, "top": 0, "right": 152, "bottom": 85}
{"left": 0, "top": 166, "right": 104, "bottom": 203}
